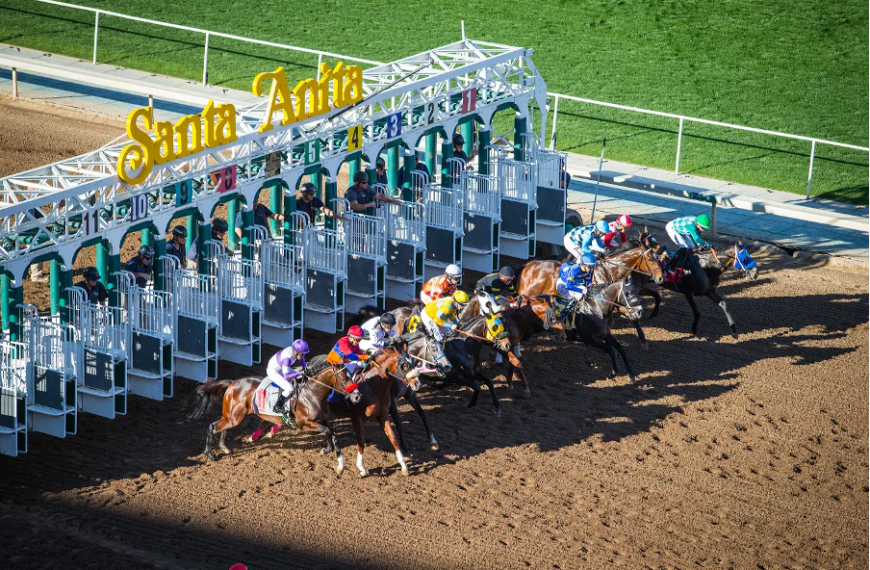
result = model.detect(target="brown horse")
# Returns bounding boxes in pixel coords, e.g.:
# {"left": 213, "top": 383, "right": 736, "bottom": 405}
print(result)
{"left": 184, "top": 344, "right": 420, "bottom": 476}
{"left": 516, "top": 239, "right": 662, "bottom": 347}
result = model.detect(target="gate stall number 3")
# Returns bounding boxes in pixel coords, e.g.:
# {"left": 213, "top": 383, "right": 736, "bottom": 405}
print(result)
{"left": 386, "top": 113, "right": 402, "bottom": 139}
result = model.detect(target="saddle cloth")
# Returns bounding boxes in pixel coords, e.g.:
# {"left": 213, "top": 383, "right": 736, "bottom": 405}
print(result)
{"left": 252, "top": 378, "right": 283, "bottom": 415}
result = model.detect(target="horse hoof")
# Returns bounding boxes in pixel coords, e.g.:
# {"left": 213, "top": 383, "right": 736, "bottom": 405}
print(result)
{"left": 629, "top": 375, "right": 638, "bottom": 383}
{"left": 731, "top": 333, "right": 739, "bottom": 340}
{"left": 359, "top": 469, "right": 369, "bottom": 478}
{"left": 205, "top": 452, "right": 216, "bottom": 462}
{"left": 335, "top": 467, "right": 344, "bottom": 477}
{"left": 321, "top": 447, "right": 332, "bottom": 456}
{"left": 466, "top": 400, "right": 478, "bottom": 409}
{"left": 430, "top": 442, "right": 440, "bottom": 451}
{"left": 220, "top": 446, "right": 231, "bottom": 456}
{"left": 641, "top": 342, "right": 649, "bottom": 351}
{"left": 244, "top": 436, "right": 255, "bottom": 444}
{"left": 401, "top": 467, "right": 410, "bottom": 476}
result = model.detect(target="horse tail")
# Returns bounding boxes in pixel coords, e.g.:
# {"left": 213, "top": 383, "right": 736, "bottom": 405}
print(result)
{"left": 183, "top": 379, "right": 233, "bottom": 421}
{"left": 346, "top": 305, "right": 383, "bottom": 328}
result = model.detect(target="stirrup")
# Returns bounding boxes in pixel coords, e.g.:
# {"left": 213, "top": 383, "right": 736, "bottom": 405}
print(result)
{"left": 281, "top": 411, "right": 298, "bottom": 429}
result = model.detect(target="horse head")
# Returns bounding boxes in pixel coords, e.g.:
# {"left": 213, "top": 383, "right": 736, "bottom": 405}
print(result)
{"left": 621, "top": 277, "right": 644, "bottom": 321}
{"left": 731, "top": 240, "right": 759, "bottom": 280}
{"left": 388, "top": 338, "right": 421, "bottom": 392}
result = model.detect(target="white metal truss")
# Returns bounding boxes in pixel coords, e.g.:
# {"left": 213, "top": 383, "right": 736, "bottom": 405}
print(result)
{"left": 0, "top": 40, "right": 547, "bottom": 276}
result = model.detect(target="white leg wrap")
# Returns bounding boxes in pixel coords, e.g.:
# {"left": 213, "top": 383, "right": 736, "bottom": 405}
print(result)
{"left": 357, "top": 451, "right": 366, "bottom": 475}
{"left": 396, "top": 450, "right": 408, "bottom": 472}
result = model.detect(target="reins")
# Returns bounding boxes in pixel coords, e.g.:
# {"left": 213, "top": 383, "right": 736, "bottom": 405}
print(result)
{"left": 599, "top": 247, "right": 659, "bottom": 278}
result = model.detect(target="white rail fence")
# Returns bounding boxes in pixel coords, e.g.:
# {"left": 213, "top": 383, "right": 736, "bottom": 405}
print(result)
{"left": 19, "top": 1, "right": 870, "bottom": 200}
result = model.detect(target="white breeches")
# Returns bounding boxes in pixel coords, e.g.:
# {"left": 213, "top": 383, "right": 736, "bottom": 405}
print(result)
{"left": 420, "top": 312, "right": 447, "bottom": 342}
{"left": 564, "top": 234, "right": 584, "bottom": 261}
{"left": 556, "top": 281, "right": 587, "bottom": 302}
{"left": 266, "top": 366, "right": 295, "bottom": 397}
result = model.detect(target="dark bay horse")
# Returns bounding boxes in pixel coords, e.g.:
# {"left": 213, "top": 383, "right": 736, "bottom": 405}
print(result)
{"left": 184, "top": 344, "right": 420, "bottom": 477}
{"left": 660, "top": 242, "right": 759, "bottom": 339}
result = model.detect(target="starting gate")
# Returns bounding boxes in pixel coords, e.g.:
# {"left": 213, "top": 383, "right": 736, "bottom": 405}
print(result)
{"left": 460, "top": 162, "right": 501, "bottom": 273}
{"left": 383, "top": 197, "right": 426, "bottom": 301}
{"left": 0, "top": 339, "right": 28, "bottom": 457}
{"left": 207, "top": 242, "right": 263, "bottom": 367}
{"left": 334, "top": 195, "right": 387, "bottom": 313}
{"left": 260, "top": 212, "right": 306, "bottom": 347}
{"left": 416, "top": 173, "right": 464, "bottom": 282}
{"left": 522, "top": 133, "right": 568, "bottom": 246}
{"left": 21, "top": 304, "right": 78, "bottom": 439}
{"left": 117, "top": 272, "right": 175, "bottom": 401}
{"left": 68, "top": 287, "right": 129, "bottom": 419}
{"left": 303, "top": 218, "right": 347, "bottom": 333}
{"left": 162, "top": 256, "right": 219, "bottom": 382}
{"left": 491, "top": 146, "right": 537, "bottom": 260}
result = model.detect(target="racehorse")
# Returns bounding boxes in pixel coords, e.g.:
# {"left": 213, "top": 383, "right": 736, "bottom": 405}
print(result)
{"left": 516, "top": 237, "right": 663, "bottom": 347}
{"left": 659, "top": 241, "right": 758, "bottom": 339}
{"left": 184, "top": 343, "right": 420, "bottom": 477}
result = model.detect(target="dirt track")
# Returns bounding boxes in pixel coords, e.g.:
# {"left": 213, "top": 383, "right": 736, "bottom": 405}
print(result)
{"left": 1, "top": 99, "right": 868, "bottom": 570}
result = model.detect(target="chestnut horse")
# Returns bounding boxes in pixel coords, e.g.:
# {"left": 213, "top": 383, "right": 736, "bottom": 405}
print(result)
{"left": 184, "top": 343, "right": 420, "bottom": 477}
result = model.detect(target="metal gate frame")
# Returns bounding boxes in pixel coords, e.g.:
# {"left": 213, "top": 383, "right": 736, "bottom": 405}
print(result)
{"left": 68, "top": 286, "right": 129, "bottom": 420}
{"left": 416, "top": 176, "right": 464, "bottom": 282}
{"left": 493, "top": 149, "right": 537, "bottom": 260}
{"left": 382, "top": 195, "right": 425, "bottom": 302}
{"left": 117, "top": 271, "right": 175, "bottom": 401}
{"left": 260, "top": 213, "right": 306, "bottom": 346}
{"left": 461, "top": 166, "right": 501, "bottom": 273}
{"left": 212, "top": 247, "right": 263, "bottom": 367}
{"left": 522, "top": 133, "right": 568, "bottom": 246}
{"left": 302, "top": 220, "right": 347, "bottom": 334}
{"left": 0, "top": 338, "right": 28, "bottom": 457}
{"left": 162, "top": 255, "right": 219, "bottom": 382}
{"left": 333, "top": 195, "right": 387, "bottom": 313}
{"left": 21, "top": 304, "right": 78, "bottom": 439}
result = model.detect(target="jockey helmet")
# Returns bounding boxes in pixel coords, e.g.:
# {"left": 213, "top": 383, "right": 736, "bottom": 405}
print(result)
{"left": 580, "top": 253, "right": 598, "bottom": 267}
{"left": 695, "top": 214, "right": 712, "bottom": 230}
{"left": 347, "top": 325, "right": 364, "bottom": 339}
{"left": 452, "top": 133, "right": 465, "bottom": 146}
{"left": 137, "top": 245, "right": 155, "bottom": 259}
{"left": 83, "top": 266, "right": 101, "bottom": 281}
{"left": 594, "top": 220, "right": 610, "bottom": 234}
{"left": 300, "top": 182, "right": 316, "bottom": 194}
{"left": 376, "top": 157, "right": 386, "bottom": 169}
{"left": 617, "top": 214, "right": 633, "bottom": 228}
{"left": 172, "top": 225, "right": 187, "bottom": 238}
{"left": 379, "top": 313, "right": 397, "bottom": 327}
{"left": 498, "top": 266, "right": 515, "bottom": 280}
{"left": 212, "top": 218, "right": 229, "bottom": 233}
{"left": 453, "top": 290, "right": 469, "bottom": 304}
{"left": 445, "top": 264, "right": 461, "bottom": 277}
{"left": 292, "top": 339, "right": 310, "bottom": 354}
{"left": 353, "top": 171, "right": 369, "bottom": 184}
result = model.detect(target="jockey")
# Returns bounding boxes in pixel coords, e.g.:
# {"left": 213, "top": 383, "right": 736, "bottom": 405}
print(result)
{"left": 564, "top": 220, "right": 610, "bottom": 262}
{"left": 266, "top": 339, "right": 310, "bottom": 427}
{"left": 475, "top": 266, "right": 518, "bottom": 316}
{"left": 421, "top": 291, "right": 469, "bottom": 343}
{"left": 666, "top": 214, "right": 711, "bottom": 250}
{"left": 420, "top": 264, "right": 461, "bottom": 304}
{"left": 556, "top": 253, "right": 597, "bottom": 305}
{"left": 327, "top": 326, "right": 371, "bottom": 381}
{"left": 359, "top": 313, "right": 398, "bottom": 353}
{"left": 590, "top": 214, "right": 633, "bottom": 253}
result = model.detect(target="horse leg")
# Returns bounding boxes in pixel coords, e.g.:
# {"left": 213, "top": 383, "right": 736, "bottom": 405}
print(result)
{"left": 646, "top": 288, "right": 662, "bottom": 319}
{"left": 389, "top": 395, "right": 410, "bottom": 456}
{"left": 266, "top": 424, "right": 282, "bottom": 438}
{"left": 351, "top": 414, "right": 368, "bottom": 477}
{"left": 708, "top": 288, "right": 738, "bottom": 339}
{"left": 206, "top": 413, "right": 240, "bottom": 460}
{"left": 381, "top": 417, "right": 410, "bottom": 476}
{"left": 462, "top": 374, "right": 482, "bottom": 408}
{"left": 404, "top": 390, "right": 439, "bottom": 451}
{"left": 475, "top": 371, "right": 501, "bottom": 414}
{"left": 204, "top": 421, "right": 218, "bottom": 461}
{"left": 513, "top": 345, "right": 530, "bottom": 395}
{"left": 631, "top": 319, "right": 649, "bottom": 351}
{"left": 301, "top": 418, "right": 343, "bottom": 476}
{"left": 246, "top": 419, "right": 269, "bottom": 443}
{"left": 218, "top": 428, "right": 231, "bottom": 456}
{"left": 586, "top": 336, "right": 619, "bottom": 380}
{"left": 607, "top": 333, "right": 637, "bottom": 383}
{"left": 684, "top": 292, "right": 701, "bottom": 337}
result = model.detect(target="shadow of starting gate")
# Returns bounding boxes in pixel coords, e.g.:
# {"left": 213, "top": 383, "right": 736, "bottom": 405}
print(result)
{"left": 205, "top": 242, "right": 263, "bottom": 367}
{"left": 487, "top": 146, "right": 536, "bottom": 260}
{"left": 0, "top": 339, "right": 28, "bottom": 457}
{"left": 303, "top": 216, "right": 347, "bottom": 333}
{"left": 20, "top": 304, "right": 78, "bottom": 440}
{"left": 117, "top": 272, "right": 175, "bottom": 401}
{"left": 415, "top": 172, "right": 464, "bottom": 282}
{"left": 68, "top": 287, "right": 129, "bottom": 419}
{"left": 334, "top": 195, "right": 387, "bottom": 313}
{"left": 458, "top": 157, "right": 501, "bottom": 273}
{"left": 162, "top": 256, "right": 219, "bottom": 382}
{"left": 383, "top": 195, "right": 425, "bottom": 302}
{"left": 522, "top": 133, "right": 568, "bottom": 246}
{"left": 260, "top": 213, "right": 306, "bottom": 347}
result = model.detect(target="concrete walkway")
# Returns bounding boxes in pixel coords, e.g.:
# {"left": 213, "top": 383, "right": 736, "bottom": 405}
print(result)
{"left": 1, "top": 45, "right": 866, "bottom": 265}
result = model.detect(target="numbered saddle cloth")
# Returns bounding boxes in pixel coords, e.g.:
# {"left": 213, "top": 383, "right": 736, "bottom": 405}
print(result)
{"left": 252, "top": 378, "right": 283, "bottom": 415}
{"left": 404, "top": 305, "right": 424, "bottom": 335}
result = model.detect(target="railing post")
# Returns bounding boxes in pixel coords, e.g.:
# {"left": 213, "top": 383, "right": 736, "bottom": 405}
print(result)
{"left": 316, "top": 53, "right": 323, "bottom": 80}
{"left": 92, "top": 11, "right": 100, "bottom": 65}
{"left": 674, "top": 117, "right": 684, "bottom": 174}
{"left": 549, "top": 94, "right": 559, "bottom": 151}
{"left": 202, "top": 32, "right": 210, "bottom": 85}
{"left": 11, "top": 68, "right": 17, "bottom": 98}
{"left": 806, "top": 140, "right": 816, "bottom": 200}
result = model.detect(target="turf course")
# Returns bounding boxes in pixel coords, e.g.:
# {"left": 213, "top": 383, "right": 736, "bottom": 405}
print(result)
{"left": 0, "top": 0, "right": 866, "bottom": 204}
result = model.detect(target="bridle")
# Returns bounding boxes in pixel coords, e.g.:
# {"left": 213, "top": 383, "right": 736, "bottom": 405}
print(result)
{"left": 599, "top": 246, "right": 662, "bottom": 280}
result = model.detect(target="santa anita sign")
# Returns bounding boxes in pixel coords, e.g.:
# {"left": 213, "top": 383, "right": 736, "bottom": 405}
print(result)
{"left": 117, "top": 62, "right": 365, "bottom": 184}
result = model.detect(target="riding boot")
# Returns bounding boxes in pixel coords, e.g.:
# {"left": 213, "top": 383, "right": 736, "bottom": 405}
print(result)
{"left": 273, "top": 393, "right": 298, "bottom": 429}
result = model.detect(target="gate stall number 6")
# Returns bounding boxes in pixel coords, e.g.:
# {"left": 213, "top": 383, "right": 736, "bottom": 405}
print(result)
{"left": 386, "top": 112, "right": 402, "bottom": 139}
